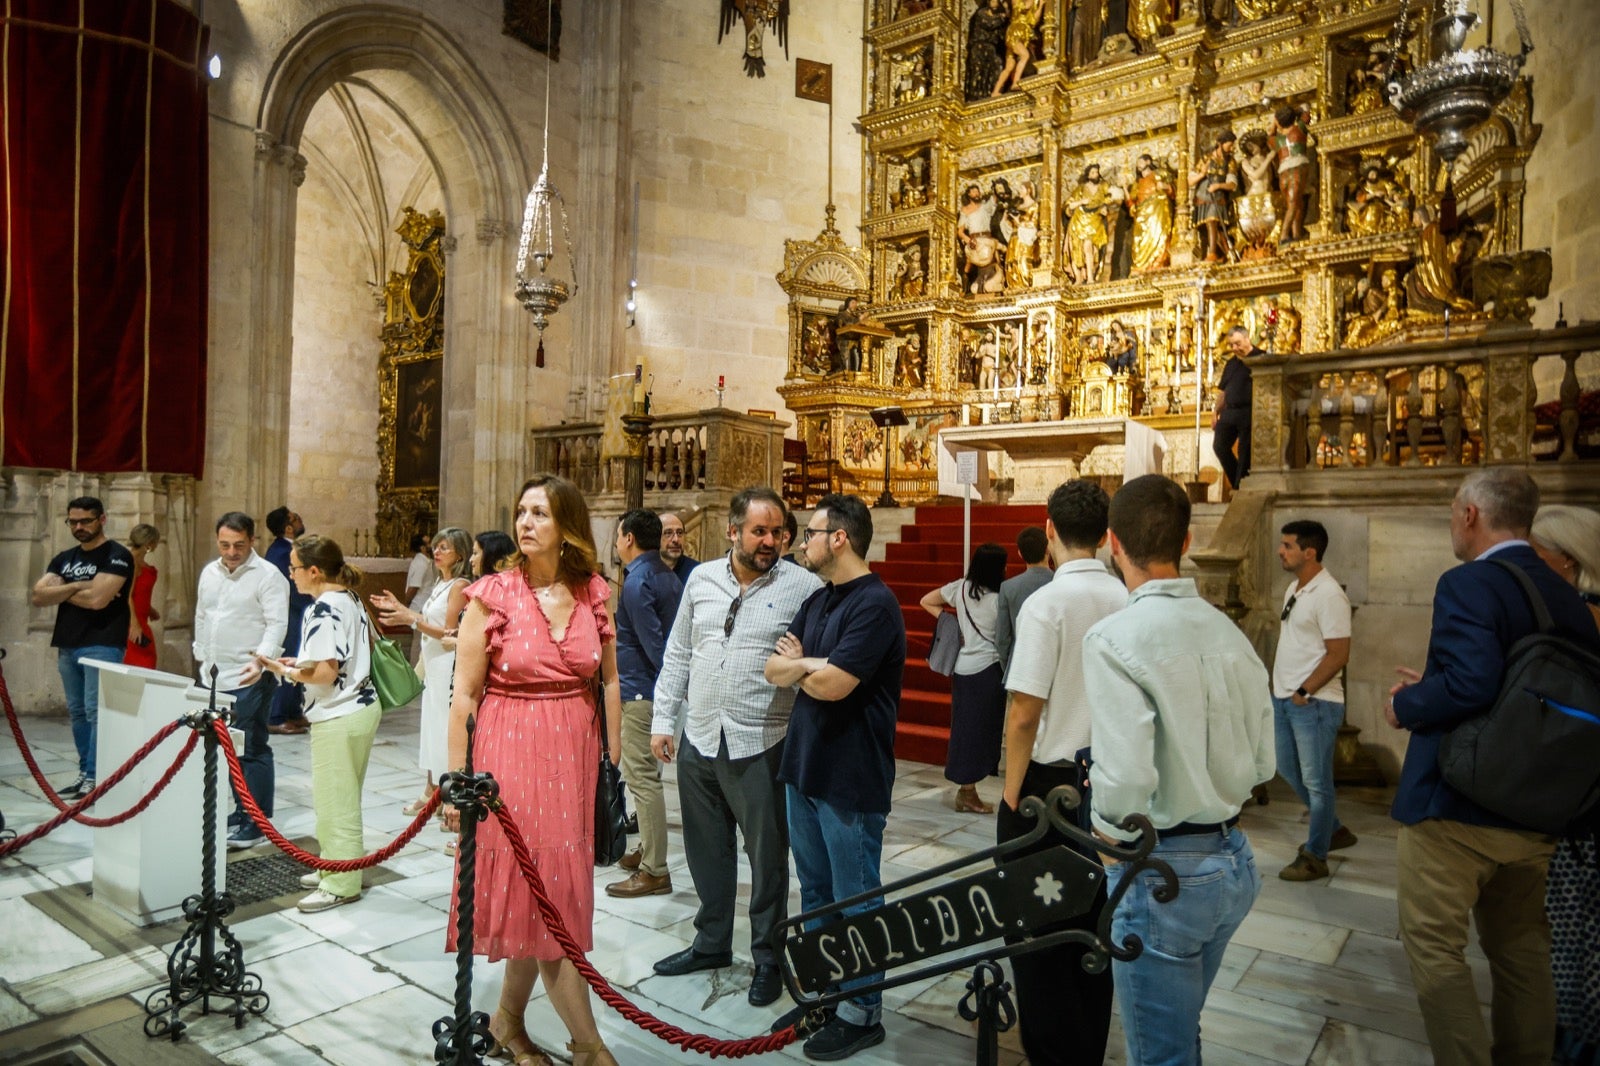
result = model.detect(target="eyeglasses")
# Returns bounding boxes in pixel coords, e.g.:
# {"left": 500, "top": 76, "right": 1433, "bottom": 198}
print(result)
{"left": 724, "top": 594, "right": 745, "bottom": 638}
{"left": 1281, "top": 594, "right": 1297, "bottom": 621}
{"left": 288, "top": 564, "right": 306, "bottom": 574}
{"left": 65, "top": 518, "right": 98, "bottom": 528}
{"left": 801, "top": 526, "right": 839, "bottom": 544}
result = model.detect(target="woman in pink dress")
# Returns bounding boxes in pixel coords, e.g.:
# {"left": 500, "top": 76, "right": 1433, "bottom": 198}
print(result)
{"left": 442, "top": 475, "right": 621, "bottom": 1066}
{"left": 124, "top": 524, "right": 161, "bottom": 669}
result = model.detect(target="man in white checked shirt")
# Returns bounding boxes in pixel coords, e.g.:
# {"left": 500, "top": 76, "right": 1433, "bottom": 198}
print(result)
{"left": 650, "top": 488, "right": 822, "bottom": 1008}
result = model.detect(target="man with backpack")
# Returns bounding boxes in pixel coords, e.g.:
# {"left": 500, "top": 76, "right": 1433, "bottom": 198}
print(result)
{"left": 1386, "top": 468, "right": 1600, "bottom": 1066}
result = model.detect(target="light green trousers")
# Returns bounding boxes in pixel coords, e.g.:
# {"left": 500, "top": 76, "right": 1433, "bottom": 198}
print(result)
{"left": 308, "top": 702, "right": 382, "bottom": 899}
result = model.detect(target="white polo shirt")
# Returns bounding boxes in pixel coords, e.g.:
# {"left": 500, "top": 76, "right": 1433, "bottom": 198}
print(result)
{"left": 1271, "top": 567, "right": 1352, "bottom": 701}
{"left": 1005, "top": 558, "right": 1129, "bottom": 764}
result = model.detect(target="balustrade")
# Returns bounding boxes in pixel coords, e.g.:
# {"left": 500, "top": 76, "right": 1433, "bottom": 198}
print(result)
{"left": 1251, "top": 324, "right": 1600, "bottom": 478}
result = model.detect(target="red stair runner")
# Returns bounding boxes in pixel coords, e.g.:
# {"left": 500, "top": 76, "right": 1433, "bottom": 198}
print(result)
{"left": 874, "top": 502, "right": 1047, "bottom": 764}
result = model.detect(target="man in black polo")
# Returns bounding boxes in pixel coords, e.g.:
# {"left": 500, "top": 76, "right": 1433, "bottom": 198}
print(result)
{"left": 1211, "top": 326, "right": 1258, "bottom": 489}
{"left": 765, "top": 493, "right": 906, "bottom": 1061}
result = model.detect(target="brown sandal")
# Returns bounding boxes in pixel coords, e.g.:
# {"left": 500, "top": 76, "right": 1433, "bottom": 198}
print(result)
{"left": 566, "top": 1038, "right": 618, "bottom": 1066}
{"left": 487, "top": 1007, "right": 554, "bottom": 1066}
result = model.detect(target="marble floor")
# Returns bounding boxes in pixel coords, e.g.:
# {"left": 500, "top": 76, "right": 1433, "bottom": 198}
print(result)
{"left": 0, "top": 709, "right": 1483, "bottom": 1065}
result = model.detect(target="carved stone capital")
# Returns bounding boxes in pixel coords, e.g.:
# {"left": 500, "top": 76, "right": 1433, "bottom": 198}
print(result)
{"left": 440, "top": 235, "right": 459, "bottom": 255}
{"left": 255, "top": 130, "right": 307, "bottom": 186}
{"left": 477, "top": 218, "right": 513, "bottom": 244}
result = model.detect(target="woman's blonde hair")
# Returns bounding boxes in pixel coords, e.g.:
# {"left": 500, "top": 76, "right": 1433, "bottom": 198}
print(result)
{"left": 127, "top": 523, "right": 161, "bottom": 548}
{"left": 291, "top": 534, "right": 363, "bottom": 589}
{"left": 509, "top": 475, "right": 598, "bottom": 588}
{"left": 432, "top": 527, "right": 474, "bottom": 580}
{"left": 1531, "top": 505, "right": 1600, "bottom": 596}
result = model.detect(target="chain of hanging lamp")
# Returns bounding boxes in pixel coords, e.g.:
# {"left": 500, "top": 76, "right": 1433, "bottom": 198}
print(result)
{"left": 513, "top": 0, "right": 575, "bottom": 369}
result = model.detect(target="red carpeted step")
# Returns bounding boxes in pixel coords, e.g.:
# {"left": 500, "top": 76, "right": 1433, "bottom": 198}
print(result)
{"left": 902, "top": 659, "right": 950, "bottom": 693}
{"left": 894, "top": 721, "right": 951, "bottom": 766}
{"left": 898, "top": 687, "right": 950, "bottom": 728}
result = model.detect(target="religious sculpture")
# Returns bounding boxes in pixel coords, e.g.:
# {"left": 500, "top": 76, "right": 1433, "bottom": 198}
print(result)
{"left": 1264, "top": 298, "right": 1302, "bottom": 354}
{"left": 892, "top": 45, "right": 932, "bottom": 107}
{"left": 893, "top": 243, "right": 927, "bottom": 300}
{"left": 1272, "top": 104, "right": 1314, "bottom": 245}
{"left": 1129, "top": 0, "right": 1173, "bottom": 53}
{"left": 1405, "top": 209, "right": 1477, "bottom": 315}
{"left": 1236, "top": 131, "right": 1278, "bottom": 259}
{"left": 1105, "top": 319, "right": 1139, "bottom": 374}
{"left": 801, "top": 314, "right": 833, "bottom": 375}
{"left": 894, "top": 0, "right": 934, "bottom": 19}
{"left": 889, "top": 151, "right": 929, "bottom": 210}
{"left": 1128, "top": 154, "right": 1174, "bottom": 272}
{"left": 1343, "top": 265, "right": 1408, "bottom": 347}
{"left": 895, "top": 330, "right": 927, "bottom": 388}
{"left": 1189, "top": 131, "right": 1240, "bottom": 263}
{"left": 1005, "top": 180, "right": 1041, "bottom": 289}
{"left": 1064, "top": 163, "right": 1116, "bottom": 284}
{"left": 1344, "top": 162, "right": 1412, "bottom": 237}
{"left": 1067, "top": 0, "right": 1105, "bottom": 71}
{"left": 1234, "top": 0, "right": 1292, "bottom": 20}
{"left": 1342, "top": 39, "right": 1407, "bottom": 116}
{"left": 993, "top": 0, "right": 1045, "bottom": 96}
{"left": 957, "top": 182, "right": 1006, "bottom": 294}
{"left": 717, "top": 0, "right": 789, "bottom": 78}
{"left": 966, "top": 0, "right": 1010, "bottom": 101}
{"left": 1028, "top": 316, "right": 1053, "bottom": 384}
{"left": 1472, "top": 250, "right": 1553, "bottom": 324}
{"left": 833, "top": 297, "right": 865, "bottom": 372}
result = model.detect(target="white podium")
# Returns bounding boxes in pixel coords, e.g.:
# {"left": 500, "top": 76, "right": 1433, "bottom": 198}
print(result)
{"left": 85, "top": 661, "right": 235, "bottom": 926}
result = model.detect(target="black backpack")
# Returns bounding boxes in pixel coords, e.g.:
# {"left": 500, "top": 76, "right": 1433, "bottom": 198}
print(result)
{"left": 1437, "top": 559, "right": 1600, "bottom": 835}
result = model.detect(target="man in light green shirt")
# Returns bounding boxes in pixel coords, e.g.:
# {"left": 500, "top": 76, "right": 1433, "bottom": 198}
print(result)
{"left": 1082, "top": 474, "right": 1274, "bottom": 1066}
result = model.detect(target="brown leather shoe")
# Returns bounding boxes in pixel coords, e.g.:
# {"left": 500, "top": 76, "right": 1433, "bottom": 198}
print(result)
{"left": 617, "top": 846, "right": 642, "bottom": 872}
{"left": 268, "top": 720, "right": 309, "bottom": 735}
{"left": 605, "top": 869, "right": 671, "bottom": 898}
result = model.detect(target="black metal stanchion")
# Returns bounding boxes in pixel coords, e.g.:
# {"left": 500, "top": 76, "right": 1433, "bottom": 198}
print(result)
{"left": 431, "top": 715, "right": 497, "bottom": 1065}
{"left": 144, "top": 668, "right": 268, "bottom": 1039}
{"left": 956, "top": 961, "right": 1016, "bottom": 1066}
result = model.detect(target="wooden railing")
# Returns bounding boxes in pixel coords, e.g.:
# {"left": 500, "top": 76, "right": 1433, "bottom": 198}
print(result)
{"left": 529, "top": 408, "right": 788, "bottom": 503}
{"left": 1250, "top": 323, "right": 1600, "bottom": 477}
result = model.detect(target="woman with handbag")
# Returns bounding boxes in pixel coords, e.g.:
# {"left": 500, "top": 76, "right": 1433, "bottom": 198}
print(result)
{"left": 439, "top": 475, "right": 622, "bottom": 1066}
{"left": 254, "top": 534, "right": 379, "bottom": 914}
{"left": 920, "top": 543, "right": 1008, "bottom": 814}
{"left": 372, "top": 527, "right": 473, "bottom": 817}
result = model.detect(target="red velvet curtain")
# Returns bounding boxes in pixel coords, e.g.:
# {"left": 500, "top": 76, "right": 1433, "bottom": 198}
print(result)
{"left": 1, "top": 0, "right": 209, "bottom": 477}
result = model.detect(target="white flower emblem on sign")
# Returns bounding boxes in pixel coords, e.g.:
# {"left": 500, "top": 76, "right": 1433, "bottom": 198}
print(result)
{"left": 1033, "top": 871, "right": 1064, "bottom": 906}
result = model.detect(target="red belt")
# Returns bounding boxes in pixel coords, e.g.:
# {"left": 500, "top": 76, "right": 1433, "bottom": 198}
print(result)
{"left": 485, "top": 680, "right": 590, "bottom": 701}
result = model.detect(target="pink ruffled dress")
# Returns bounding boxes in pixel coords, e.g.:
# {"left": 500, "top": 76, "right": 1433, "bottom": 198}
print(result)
{"left": 446, "top": 569, "right": 611, "bottom": 962}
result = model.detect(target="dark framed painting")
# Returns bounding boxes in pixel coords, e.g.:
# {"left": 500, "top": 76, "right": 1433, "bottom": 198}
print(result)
{"left": 503, "top": 0, "right": 562, "bottom": 59}
{"left": 393, "top": 356, "right": 443, "bottom": 490}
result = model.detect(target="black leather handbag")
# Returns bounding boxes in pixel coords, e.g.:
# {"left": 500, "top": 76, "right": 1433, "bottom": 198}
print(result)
{"left": 593, "top": 680, "right": 629, "bottom": 866}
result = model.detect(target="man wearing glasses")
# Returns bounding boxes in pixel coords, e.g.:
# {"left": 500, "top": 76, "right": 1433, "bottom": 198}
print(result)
{"left": 765, "top": 494, "right": 906, "bottom": 1060}
{"left": 659, "top": 511, "right": 700, "bottom": 579}
{"left": 31, "top": 496, "right": 134, "bottom": 799}
{"left": 1271, "top": 519, "right": 1355, "bottom": 882}
{"left": 650, "top": 488, "right": 821, "bottom": 1008}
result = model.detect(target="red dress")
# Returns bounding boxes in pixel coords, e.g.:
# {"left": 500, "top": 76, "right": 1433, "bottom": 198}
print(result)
{"left": 447, "top": 569, "right": 611, "bottom": 962}
{"left": 124, "top": 564, "right": 158, "bottom": 669}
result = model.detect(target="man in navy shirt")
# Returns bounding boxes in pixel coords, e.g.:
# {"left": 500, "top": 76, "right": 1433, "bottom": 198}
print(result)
{"left": 766, "top": 494, "right": 905, "bottom": 1061}
{"left": 263, "top": 506, "right": 312, "bottom": 734}
{"left": 607, "top": 508, "right": 683, "bottom": 899}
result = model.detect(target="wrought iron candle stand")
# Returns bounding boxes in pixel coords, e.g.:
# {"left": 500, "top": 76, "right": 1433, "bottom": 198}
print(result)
{"left": 431, "top": 716, "right": 498, "bottom": 1065}
{"left": 144, "top": 668, "right": 269, "bottom": 1039}
{"left": 775, "top": 786, "right": 1177, "bottom": 1066}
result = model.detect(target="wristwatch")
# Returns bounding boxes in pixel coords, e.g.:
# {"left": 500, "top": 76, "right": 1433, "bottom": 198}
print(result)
{"left": 1294, "top": 686, "right": 1309, "bottom": 698}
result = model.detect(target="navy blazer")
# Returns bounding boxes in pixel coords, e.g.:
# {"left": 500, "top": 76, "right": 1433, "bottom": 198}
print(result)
{"left": 1391, "top": 543, "right": 1600, "bottom": 829}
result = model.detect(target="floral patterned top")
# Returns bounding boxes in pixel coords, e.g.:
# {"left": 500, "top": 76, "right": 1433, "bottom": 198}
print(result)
{"left": 299, "top": 590, "right": 377, "bottom": 723}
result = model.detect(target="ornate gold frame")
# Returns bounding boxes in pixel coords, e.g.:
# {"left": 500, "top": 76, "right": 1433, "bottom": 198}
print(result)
{"left": 376, "top": 207, "right": 445, "bottom": 556}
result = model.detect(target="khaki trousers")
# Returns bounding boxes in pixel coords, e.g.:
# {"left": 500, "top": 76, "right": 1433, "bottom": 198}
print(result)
{"left": 620, "top": 699, "right": 667, "bottom": 876}
{"left": 308, "top": 702, "right": 382, "bottom": 899}
{"left": 1397, "top": 817, "right": 1557, "bottom": 1066}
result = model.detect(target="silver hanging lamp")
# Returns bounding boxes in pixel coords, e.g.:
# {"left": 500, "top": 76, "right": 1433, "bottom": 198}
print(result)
{"left": 1386, "top": 0, "right": 1533, "bottom": 164}
{"left": 514, "top": 0, "right": 575, "bottom": 368}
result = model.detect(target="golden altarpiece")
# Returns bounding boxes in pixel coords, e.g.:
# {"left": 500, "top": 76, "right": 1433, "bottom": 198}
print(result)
{"left": 777, "top": 0, "right": 1541, "bottom": 502}
{"left": 376, "top": 208, "right": 446, "bottom": 554}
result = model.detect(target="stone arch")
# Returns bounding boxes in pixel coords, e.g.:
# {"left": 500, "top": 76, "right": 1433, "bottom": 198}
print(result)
{"left": 236, "top": 5, "right": 533, "bottom": 536}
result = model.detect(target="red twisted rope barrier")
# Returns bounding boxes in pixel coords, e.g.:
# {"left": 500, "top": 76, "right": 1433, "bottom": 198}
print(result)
{"left": 488, "top": 804, "right": 800, "bottom": 1059}
{"left": 214, "top": 718, "right": 442, "bottom": 870}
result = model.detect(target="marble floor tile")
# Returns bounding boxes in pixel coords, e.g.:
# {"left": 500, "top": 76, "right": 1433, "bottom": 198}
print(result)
{"left": 1307, "top": 1016, "right": 1432, "bottom": 1065}
{"left": 0, "top": 896, "right": 102, "bottom": 983}
{"left": 13, "top": 944, "right": 166, "bottom": 1015}
{"left": 219, "top": 1033, "right": 332, "bottom": 1065}
{"left": 1233, "top": 949, "right": 1430, "bottom": 1045}
{"left": 1198, "top": 986, "right": 1327, "bottom": 1064}
{"left": 0, "top": 986, "right": 39, "bottom": 1032}
{"left": 281, "top": 984, "right": 451, "bottom": 1066}
{"left": 215, "top": 940, "right": 403, "bottom": 1029}
{"left": 1231, "top": 908, "right": 1351, "bottom": 966}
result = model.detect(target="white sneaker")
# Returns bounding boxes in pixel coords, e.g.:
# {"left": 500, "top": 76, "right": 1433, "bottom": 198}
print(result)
{"left": 296, "top": 888, "right": 359, "bottom": 913}
{"left": 299, "top": 871, "right": 321, "bottom": 889}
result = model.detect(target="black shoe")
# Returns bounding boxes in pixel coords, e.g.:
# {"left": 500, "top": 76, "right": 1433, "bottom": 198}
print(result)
{"left": 803, "top": 1016, "right": 885, "bottom": 1061}
{"left": 652, "top": 947, "right": 732, "bottom": 976}
{"left": 772, "top": 1002, "right": 834, "bottom": 1034}
{"left": 58, "top": 774, "right": 90, "bottom": 800}
{"left": 748, "top": 963, "right": 782, "bottom": 1007}
{"left": 227, "top": 811, "right": 244, "bottom": 830}
{"left": 625, "top": 812, "right": 639, "bottom": 835}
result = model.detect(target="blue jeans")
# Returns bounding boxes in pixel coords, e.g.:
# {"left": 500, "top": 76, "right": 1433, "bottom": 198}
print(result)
{"left": 786, "top": 786, "right": 886, "bottom": 1028}
{"left": 57, "top": 645, "right": 124, "bottom": 778}
{"left": 229, "top": 676, "right": 277, "bottom": 821}
{"left": 1272, "top": 696, "right": 1345, "bottom": 859}
{"left": 1111, "top": 828, "right": 1261, "bottom": 1066}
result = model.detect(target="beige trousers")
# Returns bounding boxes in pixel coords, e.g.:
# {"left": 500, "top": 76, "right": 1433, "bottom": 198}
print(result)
{"left": 308, "top": 702, "right": 382, "bottom": 899}
{"left": 1397, "top": 817, "right": 1557, "bottom": 1066}
{"left": 620, "top": 699, "right": 667, "bottom": 877}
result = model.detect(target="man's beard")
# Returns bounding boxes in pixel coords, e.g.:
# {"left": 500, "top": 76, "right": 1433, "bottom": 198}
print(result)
{"left": 801, "top": 543, "right": 833, "bottom": 576}
{"left": 73, "top": 529, "right": 95, "bottom": 543}
{"left": 733, "top": 544, "right": 777, "bottom": 573}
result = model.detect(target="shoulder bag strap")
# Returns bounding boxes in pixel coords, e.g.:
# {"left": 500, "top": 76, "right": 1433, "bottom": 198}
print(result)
{"left": 348, "top": 589, "right": 380, "bottom": 653}
{"left": 956, "top": 583, "right": 993, "bottom": 644}
{"left": 1488, "top": 557, "right": 1557, "bottom": 635}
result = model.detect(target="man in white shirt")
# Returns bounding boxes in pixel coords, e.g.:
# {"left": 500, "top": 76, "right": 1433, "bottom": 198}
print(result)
{"left": 1083, "top": 475, "right": 1274, "bottom": 1066}
{"left": 1271, "top": 519, "right": 1355, "bottom": 882}
{"left": 193, "top": 512, "right": 290, "bottom": 849}
{"left": 650, "top": 489, "right": 821, "bottom": 1007}
{"left": 1000, "top": 480, "right": 1127, "bottom": 1066}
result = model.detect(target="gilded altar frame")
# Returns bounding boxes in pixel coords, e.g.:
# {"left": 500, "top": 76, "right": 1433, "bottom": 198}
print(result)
{"left": 376, "top": 207, "right": 445, "bottom": 556}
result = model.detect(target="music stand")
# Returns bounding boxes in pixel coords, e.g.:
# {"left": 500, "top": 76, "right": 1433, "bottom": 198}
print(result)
{"left": 870, "top": 406, "right": 909, "bottom": 508}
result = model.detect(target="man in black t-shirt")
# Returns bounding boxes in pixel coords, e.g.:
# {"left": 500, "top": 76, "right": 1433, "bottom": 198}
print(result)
{"left": 30, "top": 496, "right": 133, "bottom": 798}
{"left": 1211, "top": 326, "right": 1258, "bottom": 489}
{"left": 765, "top": 494, "right": 906, "bottom": 1062}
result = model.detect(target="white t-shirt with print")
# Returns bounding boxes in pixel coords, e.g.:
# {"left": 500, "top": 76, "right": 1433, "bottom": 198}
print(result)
{"left": 939, "top": 578, "right": 1000, "bottom": 675}
{"left": 1271, "top": 568, "right": 1352, "bottom": 701}
{"left": 298, "top": 590, "right": 377, "bottom": 723}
